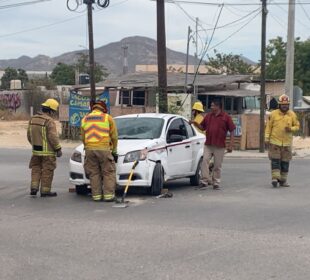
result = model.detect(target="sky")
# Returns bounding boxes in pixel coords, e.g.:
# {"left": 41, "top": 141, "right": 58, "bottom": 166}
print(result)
{"left": 1, "top": 0, "right": 310, "bottom": 63}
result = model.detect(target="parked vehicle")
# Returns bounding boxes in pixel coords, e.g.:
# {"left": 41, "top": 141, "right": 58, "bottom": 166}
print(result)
{"left": 69, "top": 113, "right": 205, "bottom": 195}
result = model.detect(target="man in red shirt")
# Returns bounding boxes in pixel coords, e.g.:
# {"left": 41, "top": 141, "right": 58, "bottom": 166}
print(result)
{"left": 193, "top": 99, "right": 235, "bottom": 189}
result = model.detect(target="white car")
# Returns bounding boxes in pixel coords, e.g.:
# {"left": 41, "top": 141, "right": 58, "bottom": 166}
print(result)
{"left": 69, "top": 113, "right": 205, "bottom": 195}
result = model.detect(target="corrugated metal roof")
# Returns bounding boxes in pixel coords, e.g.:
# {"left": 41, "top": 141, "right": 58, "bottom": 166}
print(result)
{"left": 198, "top": 89, "right": 265, "bottom": 97}
{"left": 100, "top": 72, "right": 251, "bottom": 88}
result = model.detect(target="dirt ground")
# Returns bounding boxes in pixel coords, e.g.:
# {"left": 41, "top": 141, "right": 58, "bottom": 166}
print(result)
{"left": 1, "top": 120, "right": 310, "bottom": 150}
{"left": 0, "top": 121, "right": 79, "bottom": 149}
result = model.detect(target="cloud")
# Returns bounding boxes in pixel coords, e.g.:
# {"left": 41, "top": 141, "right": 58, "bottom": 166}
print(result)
{"left": 1, "top": 0, "right": 310, "bottom": 63}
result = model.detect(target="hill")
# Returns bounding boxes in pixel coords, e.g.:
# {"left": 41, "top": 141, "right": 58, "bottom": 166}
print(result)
{"left": 0, "top": 36, "right": 200, "bottom": 75}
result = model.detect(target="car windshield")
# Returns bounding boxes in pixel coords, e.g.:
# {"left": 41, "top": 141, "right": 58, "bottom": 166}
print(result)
{"left": 115, "top": 117, "right": 164, "bottom": 140}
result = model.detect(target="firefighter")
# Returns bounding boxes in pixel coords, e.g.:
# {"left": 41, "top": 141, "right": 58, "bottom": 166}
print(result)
{"left": 81, "top": 101, "right": 118, "bottom": 202}
{"left": 27, "top": 98, "right": 62, "bottom": 197}
{"left": 189, "top": 101, "right": 205, "bottom": 134}
{"left": 265, "top": 94, "right": 300, "bottom": 187}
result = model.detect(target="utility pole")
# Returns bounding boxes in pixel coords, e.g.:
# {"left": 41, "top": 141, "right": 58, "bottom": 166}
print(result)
{"left": 259, "top": 0, "right": 267, "bottom": 153}
{"left": 122, "top": 45, "right": 129, "bottom": 75}
{"left": 285, "top": 0, "right": 295, "bottom": 110}
{"left": 193, "top": 17, "right": 199, "bottom": 99}
{"left": 184, "top": 26, "right": 192, "bottom": 93}
{"left": 157, "top": 0, "right": 168, "bottom": 113}
{"left": 68, "top": 0, "right": 110, "bottom": 104}
{"left": 86, "top": 0, "right": 96, "bottom": 104}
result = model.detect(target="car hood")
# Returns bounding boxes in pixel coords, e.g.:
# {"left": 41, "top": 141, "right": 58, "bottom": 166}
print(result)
{"left": 117, "top": 139, "right": 163, "bottom": 155}
{"left": 74, "top": 139, "right": 163, "bottom": 156}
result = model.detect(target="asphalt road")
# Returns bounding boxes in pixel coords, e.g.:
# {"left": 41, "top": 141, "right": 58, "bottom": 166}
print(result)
{"left": 1, "top": 148, "right": 310, "bottom": 280}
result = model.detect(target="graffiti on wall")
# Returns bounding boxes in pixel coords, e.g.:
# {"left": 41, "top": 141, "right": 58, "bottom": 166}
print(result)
{"left": 0, "top": 92, "right": 21, "bottom": 112}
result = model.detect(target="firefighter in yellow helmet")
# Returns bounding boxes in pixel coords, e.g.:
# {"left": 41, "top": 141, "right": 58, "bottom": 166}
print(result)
{"left": 189, "top": 101, "right": 205, "bottom": 134}
{"left": 27, "top": 98, "right": 62, "bottom": 197}
{"left": 81, "top": 100, "right": 118, "bottom": 202}
{"left": 265, "top": 94, "right": 300, "bottom": 187}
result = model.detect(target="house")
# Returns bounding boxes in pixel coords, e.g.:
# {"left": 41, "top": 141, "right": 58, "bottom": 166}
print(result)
{"left": 61, "top": 72, "right": 266, "bottom": 149}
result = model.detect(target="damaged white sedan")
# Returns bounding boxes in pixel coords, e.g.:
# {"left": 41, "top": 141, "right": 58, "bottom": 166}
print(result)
{"left": 69, "top": 113, "right": 205, "bottom": 195}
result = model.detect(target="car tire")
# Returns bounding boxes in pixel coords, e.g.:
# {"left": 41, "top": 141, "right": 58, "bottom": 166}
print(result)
{"left": 150, "top": 163, "right": 164, "bottom": 196}
{"left": 75, "top": 184, "right": 89, "bottom": 195}
{"left": 190, "top": 158, "right": 202, "bottom": 186}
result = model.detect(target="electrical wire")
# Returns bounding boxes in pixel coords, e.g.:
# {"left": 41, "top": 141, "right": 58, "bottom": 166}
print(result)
{"left": 209, "top": 8, "right": 261, "bottom": 51}
{"left": 193, "top": 4, "right": 224, "bottom": 84}
{"left": 177, "top": 4, "right": 224, "bottom": 112}
{"left": 0, "top": 0, "right": 50, "bottom": 9}
{"left": 268, "top": 11, "right": 287, "bottom": 30}
{"left": 298, "top": 0, "right": 310, "bottom": 22}
{"left": 271, "top": 0, "right": 310, "bottom": 29}
{"left": 0, "top": 0, "right": 129, "bottom": 38}
{"left": 164, "top": 0, "right": 310, "bottom": 6}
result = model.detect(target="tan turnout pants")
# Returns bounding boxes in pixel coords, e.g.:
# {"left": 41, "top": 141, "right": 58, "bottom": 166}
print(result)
{"left": 29, "top": 155, "right": 56, "bottom": 193}
{"left": 84, "top": 150, "right": 116, "bottom": 201}
{"left": 200, "top": 145, "right": 225, "bottom": 186}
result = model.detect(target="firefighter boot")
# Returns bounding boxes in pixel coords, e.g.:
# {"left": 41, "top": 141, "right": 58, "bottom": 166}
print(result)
{"left": 271, "top": 179, "right": 278, "bottom": 188}
{"left": 279, "top": 180, "right": 290, "bottom": 187}
{"left": 30, "top": 189, "right": 38, "bottom": 196}
{"left": 41, "top": 192, "right": 57, "bottom": 197}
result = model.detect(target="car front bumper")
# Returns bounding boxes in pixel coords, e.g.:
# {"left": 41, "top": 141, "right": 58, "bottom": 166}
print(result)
{"left": 69, "top": 157, "right": 156, "bottom": 188}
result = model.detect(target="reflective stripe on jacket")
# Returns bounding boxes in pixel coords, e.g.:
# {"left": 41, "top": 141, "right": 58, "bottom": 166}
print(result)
{"left": 265, "top": 109, "right": 300, "bottom": 146}
{"left": 81, "top": 109, "right": 118, "bottom": 152}
{"left": 27, "top": 113, "right": 61, "bottom": 156}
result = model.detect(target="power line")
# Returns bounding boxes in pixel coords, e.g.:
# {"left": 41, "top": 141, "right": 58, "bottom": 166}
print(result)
{"left": 298, "top": 0, "right": 310, "bottom": 21}
{"left": 0, "top": 0, "right": 129, "bottom": 39}
{"left": 204, "top": 7, "right": 261, "bottom": 31}
{"left": 177, "top": 4, "right": 224, "bottom": 111}
{"left": 0, "top": 0, "right": 50, "bottom": 9}
{"left": 164, "top": 0, "right": 310, "bottom": 6}
{"left": 269, "top": 11, "right": 287, "bottom": 30}
{"left": 271, "top": 0, "right": 310, "bottom": 28}
{"left": 209, "top": 9, "right": 261, "bottom": 51}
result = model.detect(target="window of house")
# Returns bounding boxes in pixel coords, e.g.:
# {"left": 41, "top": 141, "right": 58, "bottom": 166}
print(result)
{"left": 121, "top": 90, "right": 131, "bottom": 105}
{"left": 133, "top": 90, "right": 145, "bottom": 106}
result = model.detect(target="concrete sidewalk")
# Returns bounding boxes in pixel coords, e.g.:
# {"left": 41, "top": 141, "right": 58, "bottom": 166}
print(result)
{"left": 226, "top": 148, "right": 310, "bottom": 159}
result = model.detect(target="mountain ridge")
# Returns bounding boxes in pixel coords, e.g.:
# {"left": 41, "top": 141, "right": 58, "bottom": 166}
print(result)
{"left": 0, "top": 36, "right": 256, "bottom": 74}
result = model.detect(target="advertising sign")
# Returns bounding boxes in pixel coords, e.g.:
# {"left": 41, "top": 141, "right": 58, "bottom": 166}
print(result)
{"left": 69, "top": 90, "right": 110, "bottom": 127}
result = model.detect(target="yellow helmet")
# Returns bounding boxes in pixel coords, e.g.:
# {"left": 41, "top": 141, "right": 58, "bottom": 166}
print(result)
{"left": 192, "top": 101, "right": 204, "bottom": 112}
{"left": 41, "top": 98, "right": 59, "bottom": 111}
{"left": 278, "top": 94, "right": 290, "bottom": 105}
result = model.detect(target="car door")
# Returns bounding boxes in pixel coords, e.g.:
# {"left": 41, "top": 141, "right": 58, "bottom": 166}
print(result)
{"left": 183, "top": 120, "right": 204, "bottom": 173}
{"left": 166, "top": 118, "right": 192, "bottom": 177}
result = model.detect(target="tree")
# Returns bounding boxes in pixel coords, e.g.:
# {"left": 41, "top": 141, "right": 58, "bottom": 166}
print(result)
{"left": 1, "top": 67, "right": 18, "bottom": 89}
{"left": 0, "top": 67, "right": 29, "bottom": 89}
{"left": 266, "top": 36, "right": 310, "bottom": 95}
{"left": 75, "top": 53, "right": 109, "bottom": 83}
{"left": 206, "top": 50, "right": 257, "bottom": 75}
{"left": 17, "top": 68, "right": 29, "bottom": 88}
{"left": 50, "top": 63, "right": 75, "bottom": 85}
{"left": 266, "top": 36, "right": 286, "bottom": 79}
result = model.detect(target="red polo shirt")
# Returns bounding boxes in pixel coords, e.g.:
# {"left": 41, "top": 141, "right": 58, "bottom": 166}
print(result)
{"left": 201, "top": 111, "right": 236, "bottom": 148}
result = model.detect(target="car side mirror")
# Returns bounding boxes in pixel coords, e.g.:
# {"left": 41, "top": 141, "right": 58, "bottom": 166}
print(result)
{"left": 167, "top": 134, "right": 183, "bottom": 143}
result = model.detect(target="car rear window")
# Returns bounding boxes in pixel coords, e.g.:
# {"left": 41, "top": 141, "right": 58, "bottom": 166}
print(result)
{"left": 115, "top": 117, "right": 164, "bottom": 139}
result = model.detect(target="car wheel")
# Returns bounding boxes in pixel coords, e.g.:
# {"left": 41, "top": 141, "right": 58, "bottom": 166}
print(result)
{"left": 150, "top": 163, "right": 164, "bottom": 196}
{"left": 75, "top": 184, "right": 89, "bottom": 195}
{"left": 190, "top": 158, "right": 202, "bottom": 186}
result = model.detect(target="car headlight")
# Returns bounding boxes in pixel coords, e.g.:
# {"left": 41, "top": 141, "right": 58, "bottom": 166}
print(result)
{"left": 71, "top": 151, "right": 82, "bottom": 163}
{"left": 123, "top": 149, "right": 147, "bottom": 163}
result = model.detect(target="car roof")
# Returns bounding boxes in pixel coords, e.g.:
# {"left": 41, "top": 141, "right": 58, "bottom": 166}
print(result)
{"left": 114, "top": 113, "right": 185, "bottom": 121}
